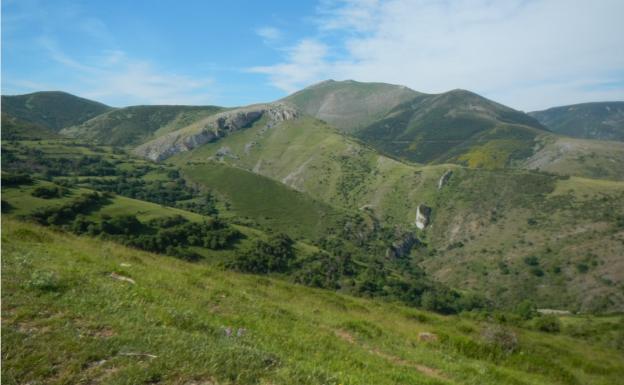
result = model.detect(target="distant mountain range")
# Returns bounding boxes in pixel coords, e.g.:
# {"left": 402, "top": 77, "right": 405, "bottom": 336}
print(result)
{"left": 530, "top": 101, "right": 624, "bottom": 141}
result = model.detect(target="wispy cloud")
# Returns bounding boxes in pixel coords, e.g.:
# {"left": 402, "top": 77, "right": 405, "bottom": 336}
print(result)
{"left": 2, "top": 0, "right": 216, "bottom": 106}
{"left": 248, "top": 39, "right": 331, "bottom": 93}
{"left": 252, "top": 0, "right": 624, "bottom": 110}
{"left": 256, "top": 26, "right": 282, "bottom": 43}
{"left": 37, "top": 38, "right": 215, "bottom": 106}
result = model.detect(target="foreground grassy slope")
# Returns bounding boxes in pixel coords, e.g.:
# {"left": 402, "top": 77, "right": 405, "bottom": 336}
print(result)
{"left": 530, "top": 102, "right": 624, "bottom": 141}
{"left": 61, "top": 105, "right": 224, "bottom": 146}
{"left": 1, "top": 91, "right": 111, "bottom": 131}
{"left": 3, "top": 218, "right": 624, "bottom": 385}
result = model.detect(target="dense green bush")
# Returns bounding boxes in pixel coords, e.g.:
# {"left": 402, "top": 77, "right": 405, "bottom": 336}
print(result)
{"left": 31, "top": 185, "right": 66, "bottom": 199}
{"left": 229, "top": 233, "right": 295, "bottom": 274}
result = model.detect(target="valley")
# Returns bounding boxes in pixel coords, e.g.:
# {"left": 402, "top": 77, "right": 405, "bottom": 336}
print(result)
{"left": 2, "top": 81, "right": 624, "bottom": 384}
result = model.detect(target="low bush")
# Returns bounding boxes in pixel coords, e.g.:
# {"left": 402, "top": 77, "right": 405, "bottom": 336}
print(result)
{"left": 533, "top": 314, "right": 561, "bottom": 333}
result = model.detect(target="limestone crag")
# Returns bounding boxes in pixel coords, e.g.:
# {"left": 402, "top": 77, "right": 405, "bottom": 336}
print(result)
{"left": 438, "top": 170, "right": 453, "bottom": 190}
{"left": 134, "top": 103, "right": 299, "bottom": 161}
{"left": 415, "top": 204, "right": 432, "bottom": 230}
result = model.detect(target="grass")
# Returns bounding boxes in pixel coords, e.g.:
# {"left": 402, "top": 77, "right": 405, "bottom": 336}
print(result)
{"left": 3, "top": 217, "right": 624, "bottom": 385}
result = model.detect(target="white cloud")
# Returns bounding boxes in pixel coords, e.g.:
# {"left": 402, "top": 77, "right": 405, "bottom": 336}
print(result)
{"left": 38, "top": 39, "right": 215, "bottom": 106}
{"left": 248, "top": 39, "right": 331, "bottom": 93}
{"left": 254, "top": 0, "right": 624, "bottom": 110}
{"left": 256, "top": 26, "right": 282, "bottom": 42}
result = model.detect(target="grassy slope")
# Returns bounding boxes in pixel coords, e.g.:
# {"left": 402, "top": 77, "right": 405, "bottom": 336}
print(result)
{"left": 3, "top": 218, "right": 623, "bottom": 385}
{"left": 169, "top": 117, "right": 624, "bottom": 312}
{"left": 1, "top": 91, "right": 111, "bottom": 131}
{"left": 1, "top": 113, "right": 61, "bottom": 140}
{"left": 530, "top": 102, "right": 624, "bottom": 141}
{"left": 182, "top": 162, "right": 347, "bottom": 240}
{"left": 522, "top": 134, "right": 624, "bottom": 181}
{"left": 61, "top": 105, "right": 224, "bottom": 146}
{"left": 282, "top": 79, "right": 419, "bottom": 133}
{"left": 421, "top": 168, "right": 624, "bottom": 312}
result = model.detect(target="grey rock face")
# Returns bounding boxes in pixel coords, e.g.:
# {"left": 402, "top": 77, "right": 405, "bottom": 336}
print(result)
{"left": 134, "top": 103, "right": 299, "bottom": 162}
{"left": 415, "top": 204, "right": 432, "bottom": 230}
{"left": 438, "top": 170, "right": 453, "bottom": 190}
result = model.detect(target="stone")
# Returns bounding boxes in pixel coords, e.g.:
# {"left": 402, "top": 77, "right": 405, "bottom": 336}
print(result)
{"left": 418, "top": 332, "right": 438, "bottom": 342}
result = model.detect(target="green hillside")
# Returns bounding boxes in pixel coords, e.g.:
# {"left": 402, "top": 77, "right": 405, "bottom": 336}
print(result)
{"left": 282, "top": 79, "right": 419, "bottom": 133}
{"left": 530, "top": 102, "right": 624, "bottom": 141}
{"left": 61, "top": 104, "right": 224, "bottom": 146}
{"left": 1, "top": 112, "right": 61, "bottom": 140}
{"left": 1, "top": 91, "right": 111, "bottom": 131}
{"left": 3, "top": 218, "right": 624, "bottom": 385}
{"left": 522, "top": 135, "right": 624, "bottom": 180}
{"left": 357, "top": 89, "right": 548, "bottom": 165}
{"left": 168, "top": 114, "right": 624, "bottom": 312}
{"left": 182, "top": 161, "right": 348, "bottom": 240}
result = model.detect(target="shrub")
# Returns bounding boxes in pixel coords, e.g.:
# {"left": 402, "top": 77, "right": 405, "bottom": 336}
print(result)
{"left": 31, "top": 185, "right": 66, "bottom": 199}
{"left": 534, "top": 315, "right": 561, "bottom": 333}
{"left": 27, "top": 270, "right": 61, "bottom": 292}
{"left": 228, "top": 233, "right": 295, "bottom": 274}
{"left": 523, "top": 255, "right": 539, "bottom": 266}
{"left": 481, "top": 324, "right": 519, "bottom": 354}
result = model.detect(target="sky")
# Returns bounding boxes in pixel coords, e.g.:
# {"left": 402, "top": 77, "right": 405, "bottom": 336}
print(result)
{"left": 2, "top": 0, "right": 623, "bottom": 111}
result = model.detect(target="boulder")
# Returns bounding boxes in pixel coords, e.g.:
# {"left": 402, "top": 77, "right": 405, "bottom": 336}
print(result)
{"left": 418, "top": 332, "right": 438, "bottom": 342}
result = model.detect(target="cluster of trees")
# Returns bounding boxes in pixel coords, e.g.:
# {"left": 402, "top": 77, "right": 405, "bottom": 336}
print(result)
{"left": 28, "top": 192, "right": 109, "bottom": 225}
{"left": 31, "top": 185, "right": 67, "bottom": 199}
{"left": 31, "top": 205, "right": 241, "bottom": 261}
{"left": 1, "top": 173, "right": 33, "bottom": 186}
{"left": 228, "top": 233, "right": 295, "bottom": 273}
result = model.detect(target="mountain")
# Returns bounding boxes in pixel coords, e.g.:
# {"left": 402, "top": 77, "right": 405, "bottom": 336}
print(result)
{"left": 357, "top": 89, "right": 549, "bottom": 165}
{"left": 283, "top": 81, "right": 549, "bottom": 167}
{"left": 62, "top": 104, "right": 224, "bottom": 146}
{"left": 1, "top": 91, "right": 111, "bottom": 131}
{"left": 282, "top": 79, "right": 419, "bottom": 133}
{"left": 530, "top": 102, "right": 624, "bottom": 141}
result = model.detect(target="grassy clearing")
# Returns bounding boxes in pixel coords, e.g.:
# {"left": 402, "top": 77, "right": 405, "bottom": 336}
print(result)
{"left": 3, "top": 218, "right": 623, "bottom": 385}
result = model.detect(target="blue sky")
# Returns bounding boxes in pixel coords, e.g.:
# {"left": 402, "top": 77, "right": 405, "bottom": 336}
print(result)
{"left": 2, "top": 0, "right": 623, "bottom": 110}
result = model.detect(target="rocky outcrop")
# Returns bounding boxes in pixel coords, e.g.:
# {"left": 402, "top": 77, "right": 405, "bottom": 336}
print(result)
{"left": 415, "top": 204, "right": 432, "bottom": 230}
{"left": 134, "top": 103, "right": 298, "bottom": 161}
{"left": 438, "top": 170, "right": 453, "bottom": 190}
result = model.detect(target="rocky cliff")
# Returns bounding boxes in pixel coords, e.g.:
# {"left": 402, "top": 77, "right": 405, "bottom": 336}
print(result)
{"left": 134, "top": 103, "right": 299, "bottom": 161}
